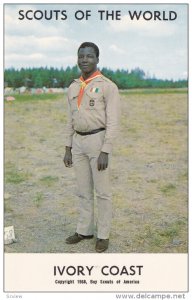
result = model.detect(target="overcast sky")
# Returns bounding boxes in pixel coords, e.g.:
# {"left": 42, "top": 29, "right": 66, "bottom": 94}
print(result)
{"left": 4, "top": 3, "right": 188, "bottom": 80}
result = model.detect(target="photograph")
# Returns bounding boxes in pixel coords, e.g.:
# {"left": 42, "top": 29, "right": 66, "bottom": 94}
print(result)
{"left": 3, "top": 2, "right": 188, "bottom": 294}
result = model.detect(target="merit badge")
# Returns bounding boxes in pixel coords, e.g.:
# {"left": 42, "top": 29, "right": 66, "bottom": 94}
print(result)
{"left": 89, "top": 99, "right": 95, "bottom": 106}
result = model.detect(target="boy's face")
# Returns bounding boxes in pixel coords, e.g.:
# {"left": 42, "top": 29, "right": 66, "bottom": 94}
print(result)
{"left": 78, "top": 47, "right": 99, "bottom": 75}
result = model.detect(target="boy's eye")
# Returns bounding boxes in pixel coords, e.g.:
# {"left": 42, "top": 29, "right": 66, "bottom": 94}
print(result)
{"left": 78, "top": 55, "right": 94, "bottom": 59}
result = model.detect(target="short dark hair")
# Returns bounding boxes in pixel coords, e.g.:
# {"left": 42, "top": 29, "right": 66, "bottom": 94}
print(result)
{"left": 78, "top": 42, "right": 99, "bottom": 58}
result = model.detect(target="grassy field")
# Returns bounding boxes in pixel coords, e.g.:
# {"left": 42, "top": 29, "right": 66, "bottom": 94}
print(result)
{"left": 4, "top": 89, "right": 188, "bottom": 253}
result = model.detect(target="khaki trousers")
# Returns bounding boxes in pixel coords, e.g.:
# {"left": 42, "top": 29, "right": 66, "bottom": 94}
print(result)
{"left": 72, "top": 131, "right": 112, "bottom": 239}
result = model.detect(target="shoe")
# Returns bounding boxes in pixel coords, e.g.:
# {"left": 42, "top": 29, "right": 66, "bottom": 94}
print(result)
{"left": 95, "top": 239, "right": 109, "bottom": 253}
{"left": 65, "top": 232, "right": 94, "bottom": 244}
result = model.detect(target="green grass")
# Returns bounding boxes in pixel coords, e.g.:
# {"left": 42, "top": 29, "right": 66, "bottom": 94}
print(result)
{"left": 4, "top": 201, "right": 14, "bottom": 213}
{"left": 160, "top": 183, "right": 176, "bottom": 196}
{"left": 40, "top": 175, "right": 59, "bottom": 186}
{"left": 5, "top": 163, "right": 30, "bottom": 184}
{"left": 5, "top": 89, "right": 187, "bottom": 104}
{"left": 4, "top": 90, "right": 188, "bottom": 253}
{"left": 5, "top": 93, "right": 63, "bottom": 102}
{"left": 136, "top": 219, "right": 187, "bottom": 251}
{"left": 179, "top": 171, "right": 188, "bottom": 180}
{"left": 39, "top": 137, "right": 47, "bottom": 143}
{"left": 120, "top": 88, "right": 187, "bottom": 95}
{"left": 33, "top": 192, "right": 44, "bottom": 208}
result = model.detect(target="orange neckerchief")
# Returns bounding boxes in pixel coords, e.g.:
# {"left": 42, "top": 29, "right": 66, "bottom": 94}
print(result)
{"left": 77, "top": 70, "right": 102, "bottom": 109}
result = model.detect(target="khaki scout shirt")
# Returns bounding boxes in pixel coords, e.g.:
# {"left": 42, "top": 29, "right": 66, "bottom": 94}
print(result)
{"left": 65, "top": 74, "right": 120, "bottom": 154}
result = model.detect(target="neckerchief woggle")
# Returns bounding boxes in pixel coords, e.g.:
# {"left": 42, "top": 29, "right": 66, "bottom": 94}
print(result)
{"left": 77, "top": 70, "right": 102, "bottom": 109}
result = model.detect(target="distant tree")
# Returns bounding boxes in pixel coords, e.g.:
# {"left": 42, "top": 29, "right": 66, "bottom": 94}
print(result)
{"left": 4, "top": 66, "right": 188, "bottom": 89}
{"left": 130, "top": 67, "right": 145, "bottom": 79}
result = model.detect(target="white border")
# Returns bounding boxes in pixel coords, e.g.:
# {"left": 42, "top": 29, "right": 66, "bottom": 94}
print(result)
{"left": 1, "top": 1, "right": 191, "bottom": 299}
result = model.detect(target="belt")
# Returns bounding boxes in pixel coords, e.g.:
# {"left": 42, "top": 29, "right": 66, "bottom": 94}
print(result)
{"left": 75, "top": 128, "right": 105, "bottom": 136}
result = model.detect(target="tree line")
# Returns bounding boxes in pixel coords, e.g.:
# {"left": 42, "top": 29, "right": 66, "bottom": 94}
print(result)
{"left": 4, "top": 66, "right": 188, "bottom": 89}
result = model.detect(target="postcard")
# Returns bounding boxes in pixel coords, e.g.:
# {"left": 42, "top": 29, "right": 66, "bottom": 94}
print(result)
{"left": 3, "top": 2, "right": 189, "bottom": 298}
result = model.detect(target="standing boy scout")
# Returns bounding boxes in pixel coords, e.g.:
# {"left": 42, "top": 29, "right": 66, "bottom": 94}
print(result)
{"left": 64, "top": 42, "right": 120, "bottom": 252}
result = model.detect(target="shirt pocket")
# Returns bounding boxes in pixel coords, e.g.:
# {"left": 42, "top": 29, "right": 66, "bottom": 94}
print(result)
{"left": 85, "top": 90, "right": 105, "bottom": 110}
{"left": 69, "top": 92, "right": 78, "bottom": 112}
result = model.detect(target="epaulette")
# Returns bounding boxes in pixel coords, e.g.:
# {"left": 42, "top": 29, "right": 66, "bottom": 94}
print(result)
{"left": 68, "top": 79, "right": 79, "bottom": 88}
{"left": 101, "top": 75, "right": 115, "bottom": 84}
